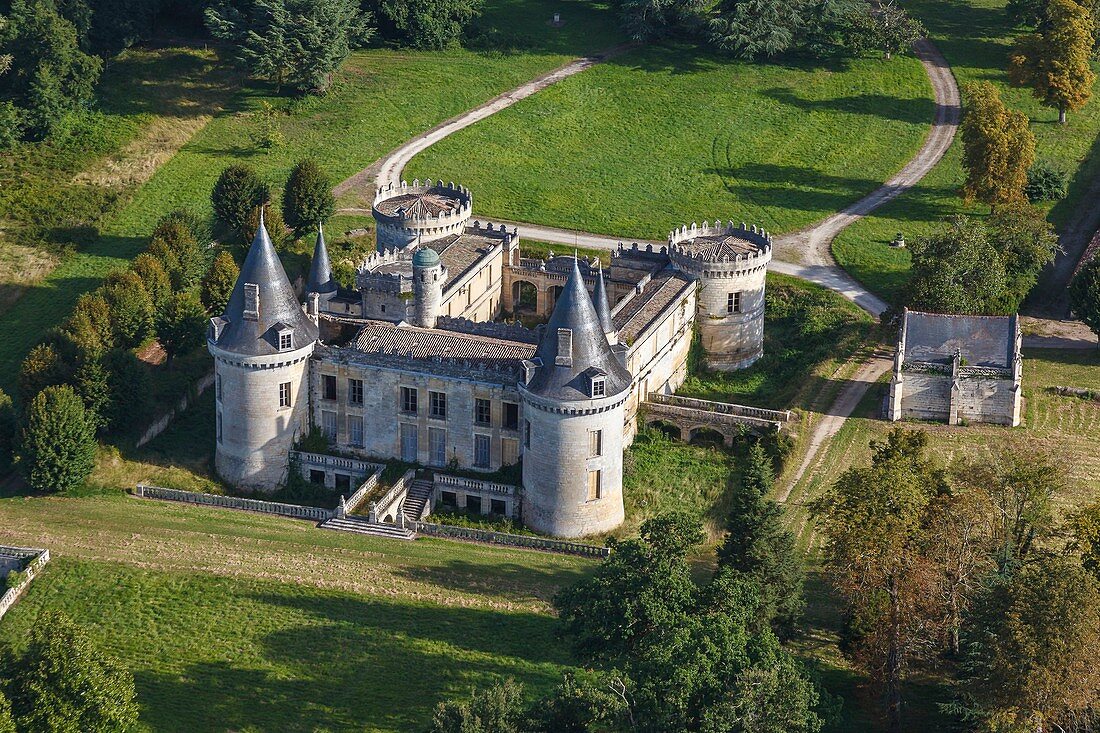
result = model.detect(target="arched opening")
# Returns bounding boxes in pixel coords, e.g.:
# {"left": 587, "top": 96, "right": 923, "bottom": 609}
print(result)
{"left": 645, "top": 419, "right": 682, "bottom": 441}
{"left": 548, "top": 285, "right": 564, "bottom": 311}
{"left": 512, "top": 280, "right": 537, "bottom": 313}
{"left": 687, "top": 426, "right": 726, "bottom": 448}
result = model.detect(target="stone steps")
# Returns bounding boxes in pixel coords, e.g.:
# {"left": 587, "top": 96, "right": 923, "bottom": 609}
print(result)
{"left": 321, "top": 516, "right": 415, "bottom": 540}
{"left": 402, "top": 479, "right": 434, "bottom": 521}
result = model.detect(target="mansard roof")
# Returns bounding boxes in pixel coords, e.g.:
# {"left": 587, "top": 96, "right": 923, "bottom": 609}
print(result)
{"left": 306, "top": 225, "right": 337, "bottom": 296}
{"left": 901, "top": 310, "right": 1019, "bottom": 369}
{"left": 524, "top": 258, "right": 632, "bottom": 401}
{"left": 212, "top": 215, "right": 318, "bottom": 356}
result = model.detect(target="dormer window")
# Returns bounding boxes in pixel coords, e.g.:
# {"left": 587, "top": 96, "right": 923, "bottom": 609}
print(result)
{"left": 279, "top": 332, "right": 292, "bottom": 350}
{"left": 591, "top": 377, "right": 606, "bottom": 398}
{"left": 275, "top": 325, "right": 293, "bottom": 351}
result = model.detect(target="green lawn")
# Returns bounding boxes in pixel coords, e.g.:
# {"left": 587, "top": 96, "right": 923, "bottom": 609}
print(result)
{"left": 0, "top": 0, "right": 624, "bottom": 396}
{"left": 832, "top": 0, "right": 1100, "bottom": 302}
{"left": 407, "top": 43, "right": 933, "bottom": 240}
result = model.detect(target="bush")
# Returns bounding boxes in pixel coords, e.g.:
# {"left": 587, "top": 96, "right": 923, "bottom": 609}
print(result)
{"left": 18, "top": 384, "right": 97, "bottom": 494}
{"left": 157, "top": 292, "right": 208, "bottom": 361}
{"left": 1025, "top": 160, "right": 1070, "bottom": 201}
{"left": 102, "top": 270, "right": 154, "bottom": 347}
{"left": 282, "top": 159, "right": 335, "bottom": 234}
{"left": 201, "top": 250, "right": 240, "bottom": 315}
{"left": 212, "top": 164, "right": 268, "bottom": 242}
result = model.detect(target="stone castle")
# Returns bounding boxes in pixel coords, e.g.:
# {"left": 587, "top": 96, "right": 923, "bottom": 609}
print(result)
{"left": 209, "top": 180, "right": 772, "bottom": 537}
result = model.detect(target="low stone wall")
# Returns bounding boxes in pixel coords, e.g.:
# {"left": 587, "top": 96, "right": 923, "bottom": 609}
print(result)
{"left": 135, "top": 484, "right": 332, "bottom": 522}
{"left": 413, "top": 522, "right": 609, "bottom": 558}
{"left": 0, "top": 546, "right": 51, "bottom": 622}
{"left": 136, "top": 371, "right": 215, "bottom": 448}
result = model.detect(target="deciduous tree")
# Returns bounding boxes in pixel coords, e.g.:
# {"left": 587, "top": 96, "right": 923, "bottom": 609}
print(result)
{"left": 151, "top": 214, "right": 206, "bottom": 288}
{"left": 282, "top": 159, "right": 336, "bottom": 234}
{"left": 960, "top": 81, "right": 1035, "bottom": 206}
{"left": 201, "top": 250, "right": 240, "bottom": 315}
{"left": 102, "top": 269, "right": 154, "bottom": 347}
{"left": 18, "top": 385, "right": 97, "bottom": 494}
{"left": 845, "top": 0, "right": 925, "bottom": 59}
{"left": 380, "top": 0, "right": 482, "bottom": 49}
{"left": 63, "top": 291, "right": 115, "bottom": 357}
{"left": 1008, "top": 0, "right": 1096, "bottom": 123}
{"left": 1070, "top": 502, "right": 1100, "bottom": 579}
{"left": 1069, "top": 256, "right": 1100, "bottom": 340}
{"left": 18, "top": 342, "right": 70, "bottom": 403}
{"left": 0, "top": 388, "right": 16, "bottom": 476}
{"left": 905, "top": 216, "right": 1010, "bottom": 315}
{"left": 131, "top": 252, "right": 172, "bottom": 312}
{"left": 158, "top": 292, "right": 208, "bottom": 361}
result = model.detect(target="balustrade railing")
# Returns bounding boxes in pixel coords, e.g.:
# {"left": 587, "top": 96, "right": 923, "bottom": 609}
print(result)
{"left": 646, "top": 393, "right": 791, "bottom": 423}
{"left": 434, "top": 474, "right": 518, "bottom": 496}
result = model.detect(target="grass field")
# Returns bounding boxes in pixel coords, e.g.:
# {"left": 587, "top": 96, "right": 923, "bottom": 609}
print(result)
{"left": 832, "top": 0, "right": 1100, "bottom": 301}
{"left": 406, "top": 43, "right": 933, "bottom": 240}
{"left": 0, "top": 0, "right": 624, "bottom": 397}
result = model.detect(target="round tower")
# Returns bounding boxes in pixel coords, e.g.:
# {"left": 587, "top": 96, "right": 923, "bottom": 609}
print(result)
{"left": 668, "top": 220, "right": 771, "bottom": 371}
{"left": 208, "top": 214, "right": 319, "bottom": 490}
{"left": 411, "top": 247, "right": 445, "bottom": 328}
{"left": 520, "top": 259, "right": 633, "bottom": 538}
{"left": 372, "top": 179, "right": 472, "bottom": 250}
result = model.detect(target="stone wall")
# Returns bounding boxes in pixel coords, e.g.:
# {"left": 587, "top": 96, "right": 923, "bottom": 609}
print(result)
{"left": 137, "top": 371, "right": 215, "bottom": 448}
{"left": 955, "top": 376, "right": 1020, "bottom": 426}
{"left": 413, "top": 522, "right": 609, "bottom": 557}
{"left": 135, "top": 483, "right": 334, "bottom": 521}
{"left": 0, "top": 547, "right": 51, "bottom": 622}
{"left": 891, "top": 371, "right": 952, "bottom": 422}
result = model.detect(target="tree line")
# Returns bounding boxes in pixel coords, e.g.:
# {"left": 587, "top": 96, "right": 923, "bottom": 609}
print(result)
{"left": 0, "top": 156, "right": 336, "bottom": 495}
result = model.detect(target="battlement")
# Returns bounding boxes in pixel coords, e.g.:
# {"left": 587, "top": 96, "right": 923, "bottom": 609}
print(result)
{"left": 372, "top": 179, "right": 473, "bottom": 225}
{"left": 434, "top": 316, "right": 540, "bottom": 344}
{"left": 612, "top": 241, "right": 670, "bottom": 260}
{"left": 356, "top": 247, "right": 413, "bottom": 294}
{"left": 667, "top": 220, "right": 772, "bottom": 267}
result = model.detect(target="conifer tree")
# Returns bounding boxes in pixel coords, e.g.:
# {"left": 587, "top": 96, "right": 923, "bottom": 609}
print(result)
{"left": 18, "top": 384, "right": 97, "bottom": 494}
{"left": 201, "top": 251, "right": 240, "bottom": 315}
{"left": 282, "top": 159, "right": 336, "bottom": 234}
{"left": 960, "top": 81, "right": 1036, "bottom": 206}
{"left": 1009, "top": 0, "right": 1096, "bottom": 123}
{"left": 1069, "top": 256, "right": 1100, "bottom": 340}
{"left": 212, "top": 164, "right": 268, "bottom": 242}
{"left": 709, "top": 0, "right": 807, "bottom": 59}
{"left": 158, "top": 292, "right": 208, "bottom": 361}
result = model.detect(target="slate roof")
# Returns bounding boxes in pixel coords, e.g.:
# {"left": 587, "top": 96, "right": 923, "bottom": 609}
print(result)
{"left": 352, "top": 320, "right": 535, "bottom": 364}
{"left": 374, "top": 191, "right": 463, "bottom": 218}
{"left": 306, "top": 226, "right": 337, "bottom": 296}
{"left": 213, "top": 216, "right": 318, "bottom": 356}
{"left": 613, "top": 270, "right": 695, "bottom": 344}
{"left": 674, "top": 232, "right": 768, "bottom": 259}
{"left": 902, "top": 310, "right": 1018, "bottom": 368}
{"left": 593, "top": 265, "right": 615, "bottom": 335}
{"left": 525, "top": 259, "right": 633, "bottom": 401}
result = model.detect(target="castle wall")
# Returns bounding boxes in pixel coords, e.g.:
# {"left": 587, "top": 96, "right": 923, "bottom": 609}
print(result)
{"left": 360, "top": 291, "right": 408, "bottom": 322}
{"left": 441, "top": 251, "right": 503, "bottom": 323}
{"left": 310, "top": 360, "right": 523, "bottom": 472}
{"left": 520, "top": 390, "right": 626, "bottom": 538}
{"left": 890, "top": 371, "right": 1021, "bottom": 426}
{"left": 212, "top": 343, "right": 314, "bottom": 490}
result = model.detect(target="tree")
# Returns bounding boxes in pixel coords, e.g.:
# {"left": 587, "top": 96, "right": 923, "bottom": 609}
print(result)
{"left": 205, "top": 0, "right": 375, "bottom": 94}
{"left": 158, "top": 292, "right": 208, "bottom": 361}
{"left": 1070, "top": 502, "right": 1100, "bottom": 580}
{"left": 101, "top": 349, "right": 152, "bottom": 435}
{"left": 905, "top": 216, "right": 1011, "bottom": 315}
{"left": 212, "top": 164, "right": 268, "bottom": 241}
{"left": 241, "top": 201, "right": 286, "bottom": 246}
{"left": 960, "top": 81, "right": 1036, "bottom": 207}
{"left": 63, "top": 291, "right": 115, "bottom": 357}
{"left": 1007, "top": 0, "right": 1100, "bottom": 54}
{"left": 988, "top": 202, "right": 1060, "bottom": 304}
{"left": 282, "top": 159, "right": 336, "bottom": 234}
{"left": 151, "top": 215, "right": 205, "bottom": 288}
{"left": 131, "top": 253, "right": 172, "bottom": 311}
{"left": 1069, "top": 256, "right": 1100, "bottom": 340}
{"left": 380, "top": 0, "right": 482, "bottom": 49}
{"left": 951, "top": 558, "right": 1100, "bottom": 733}
{"left": 102, "top": 270, "right": 154, "bottom": 348}
{"left": 718, "top": 442, "right": 804, "bottom": 637}
{"left": 0, "top": 0, "right": 102, "bottom": 139}
{"left": 201, "top": 251, "right": 240, "bottom": 315}
{"left": 615, "top": 0, "right": 706, "bottom": 41}
{"left": 18, "top": 385, "right": 97, "bottom": 494}
{"left": 846, "top": 0, "right": 925, "bottom": 59}
{"left": 6, "top": 612, "right": 138, "bottom": 731}
{"left": 709, "top": 0, "right": 807, "bottom": 59}
{"left": 0, "top": 388, "right": 16, "bottom": 476}
{"left": 18, "top": 342, "right": 70, "bottom": 403}
{"left": 0, "top": 690, "right": 14, "bottom": 733}
{"left": 428, "top": 678, "right": 526, "bottom": 733}
{"left": 1008, "top": 0, "right": 1096, "bottom": 123}
{"left": 810, "top": 429, "right": 948, "bottom": 733}
{"left": 72, "top": 355, "right": 111, "bottom": 434}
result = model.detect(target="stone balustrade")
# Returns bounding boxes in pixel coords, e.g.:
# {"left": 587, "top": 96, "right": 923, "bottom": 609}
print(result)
{"left": 412, "top": 522, "right": 609, "bottom": 557}
{"left": 291, "top": 451, "right": 381, "bottom": 476}
{"left": 369, "top": 469, "right": 416, "bottom": 523}
{"left": 646, "top": 393, "right": 791, "bottom": 422}
{"left": 435, "top": 474, "right": 518, "bottom": 496}
{"left": 135, "top": 484, "right": 333, "bottom": 522}
{"left": 0, "top": 546, "right": 51, "bottom": 622}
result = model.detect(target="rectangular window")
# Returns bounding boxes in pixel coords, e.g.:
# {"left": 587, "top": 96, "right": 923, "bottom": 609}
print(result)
{"left": 591, "top": 378, "right": 606, "bottom": 398}
{"left": 429, "top": 427, "right": 447, "bottom": 466}
{"left": 348, "top": 378, "right": 363, "bottom": 405}
{"left": 503, "top": 402, "right": 519, "bottom": 430}
{"left": 467, "top": 495, "right": 482, "bottom": 514}
{"left": 491, "top": 498, "right": 507, "bottom": 516}
{"left": 590, "top": 429, "right": 603, "bottom": 457}
{"left": 309, "top": 470, "right": 326, "bottom": 485}
{"left": 475, "top": 398, "right": 492, "bottom": 426}
{"left": 441, "top": 491, "right": 457, "bottom": 506}
{"left": 524, "top": 419, "right": 531, "bottom": 448}
{"left": 474, "top": 434, "right": 491, "bottom": 468}
{"left": 400, "top": 423, "right": 418, "bottom": 462}
{"left": 587, "top": 470, "right": 602, "bottom": 501}
{"left": 400, "top": 386, "right": 418, "bottom": 414}
{"left": 279, "top": 332, "right": 292, "bottom": 350}
{"left": 727, "top": 292, "right": 742, "bottom": 314}
{"left": 279, "top": 381, "right": 291, "bottom": 408}
{"left": 322, "top": 374, "right": 337, "bottom": 401}
{"left": 502, "top": 438, "right": 518, "bottom": 466}
{"left": 322, "top": 410, "right": 337, "bottom": 439}
{"left": 348, "top": 415, "right": 364, "bottom": 446}
{"left": 429, "top": 391, "right": 447, "bottom": 419}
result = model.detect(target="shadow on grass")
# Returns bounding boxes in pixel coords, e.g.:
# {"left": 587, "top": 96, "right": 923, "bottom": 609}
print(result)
{"left": 762, "top": 88, "right": 936, "bottom": 125}
{"left": 396, "top": 556, "right": 593, "bottom": 605}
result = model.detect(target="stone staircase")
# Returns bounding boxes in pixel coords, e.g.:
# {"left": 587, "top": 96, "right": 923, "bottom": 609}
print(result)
{"left": 320, "top": 515, "right": 415, "bottom": 540}
{"left": 402, "top": 479, "right": 434, "bottom": 522}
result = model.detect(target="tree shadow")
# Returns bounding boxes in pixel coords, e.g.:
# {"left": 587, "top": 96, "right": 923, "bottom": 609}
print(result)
{"left": 761, "top": 87, "right": 936, "bottom": 125}
{"left": 395, "top": 556, "right": 593, "bottom": 607}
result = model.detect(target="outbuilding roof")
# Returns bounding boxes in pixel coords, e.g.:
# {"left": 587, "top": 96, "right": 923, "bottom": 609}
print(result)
{"left": 901, "top": 310, "right": 1019, "bottom": 369}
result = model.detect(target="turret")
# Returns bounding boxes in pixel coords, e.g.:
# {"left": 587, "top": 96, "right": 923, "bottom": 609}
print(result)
{"left": 208, "top": 212, "right": 318, "bottom": 490}
{"left": 592, "top": 262, "right": 617, "bottom": 344}
{"left": 305, "top": 224, "right": 338, "bottom": 309}
{"left": 519, "top": 259, "right": 632, "bottom": 538}
{"left": 411, "top": 246, "right": 445, "bottom": 328}
{"left": 372, "top": 179, "right": 472, "bottom": 250}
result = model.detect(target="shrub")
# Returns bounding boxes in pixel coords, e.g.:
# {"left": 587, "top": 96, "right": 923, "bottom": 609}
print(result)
{"left": 201, "top": 250, "right": 240, "bottom": 315}
{"left": 211, "top": 164, "right": 268, "bottom": 241}
{"left": 282, "top": 159, "right": 335, "bottom": 234}
{"left": 158, "top": 292, "right": 208, "bottom": 361}
{"left": 102, "top": 270, "right": 154, "bottom": 347}
{"left": 1025, "top": 159, "right": 1070, "bottom": 201}
{"left": 18, "top": 384, "right": 97, "bottom": 494}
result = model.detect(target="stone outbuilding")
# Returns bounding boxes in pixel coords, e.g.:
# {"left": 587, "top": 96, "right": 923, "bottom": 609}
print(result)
{"left": 887, "top": 309, "right": 1023, "bottom": 427}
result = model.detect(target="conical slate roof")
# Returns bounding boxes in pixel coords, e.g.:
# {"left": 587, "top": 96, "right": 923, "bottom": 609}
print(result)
{"left": 524, "top": 259, "right": 632, "bottom": 401}
{"left": 592, "top": 263, "right": 615, "bottom": 337}
{"left": 306, "top": 225, "right": 337, "bottom": 296}
{"left": 213, "top": 213, "right": 318, "bottom": 356}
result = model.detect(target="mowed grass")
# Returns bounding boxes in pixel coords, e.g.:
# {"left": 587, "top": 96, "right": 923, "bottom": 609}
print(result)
{"left": 0, "top": 490, "right": 593, "bottom": 731}
{"left": 832, "top": 0, "right": 1100, "bottom": 301}
{"left": 0, "top": 0, "right": 624, "bottom": 396}
{"left": 407, "top": 43, "right": 933, "bottom": 240}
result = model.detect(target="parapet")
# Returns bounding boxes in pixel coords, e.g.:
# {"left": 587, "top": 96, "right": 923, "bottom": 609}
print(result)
{"left": 667, "top": 220, "right": 772, "bottom": 274}
{"left": 372, "top": 179, "right": 473, "bottom": 228}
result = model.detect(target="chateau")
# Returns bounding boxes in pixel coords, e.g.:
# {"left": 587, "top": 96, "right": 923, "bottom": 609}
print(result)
{"left": 209, "top": 180, "right": 772, "bottom": 537}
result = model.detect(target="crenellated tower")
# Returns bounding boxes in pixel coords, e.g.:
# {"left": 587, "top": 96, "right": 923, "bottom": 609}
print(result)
{"left": 371, "top": 179, "right": 472, "bottom": 250}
